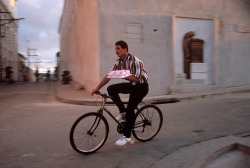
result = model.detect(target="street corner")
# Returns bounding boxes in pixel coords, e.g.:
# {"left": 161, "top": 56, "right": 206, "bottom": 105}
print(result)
{"left": 152, "top": 134, "right": 250, "bottom": 168}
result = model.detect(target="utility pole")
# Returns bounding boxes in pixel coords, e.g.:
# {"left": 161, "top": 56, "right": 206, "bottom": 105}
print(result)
{"left": 27, "top": 48, "right": 38, "bottom": 81}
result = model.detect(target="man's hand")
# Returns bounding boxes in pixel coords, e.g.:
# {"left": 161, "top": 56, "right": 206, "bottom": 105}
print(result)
{"left": 91, "top": 88, "right": 99, "bottom": 96}
{"left": 91, "top": 75, "right": 110, "bottom": 96}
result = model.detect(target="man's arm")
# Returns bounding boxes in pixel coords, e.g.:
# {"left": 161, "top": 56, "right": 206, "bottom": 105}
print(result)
{"left": 91, "top": 75, "right": 111, "bottom": 96}
{"left": 125, "top": 56, "right": 143, "bottom": 82}
{"left": 124, "top": 75, "right": 139, "bottom": 82}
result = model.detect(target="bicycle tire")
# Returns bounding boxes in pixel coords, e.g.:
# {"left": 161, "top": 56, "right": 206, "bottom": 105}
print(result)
{"left": 70, "top": 112, "right": 109, "bottom": 154}
{"left": 132, "top": 105, "right": 163, "bottom": 142}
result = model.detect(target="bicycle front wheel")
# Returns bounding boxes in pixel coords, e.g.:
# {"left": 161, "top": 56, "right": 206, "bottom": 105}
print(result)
{"left": 70, "top": 112, "right": 109, "bottom": 154}
{"left": 132, "top": 105, "right": 163, "bottom": 142}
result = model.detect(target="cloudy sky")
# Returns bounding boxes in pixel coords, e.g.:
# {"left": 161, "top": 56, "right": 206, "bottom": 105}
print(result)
{"left": 17, "top": 0, "right": 64, "bottom": 72}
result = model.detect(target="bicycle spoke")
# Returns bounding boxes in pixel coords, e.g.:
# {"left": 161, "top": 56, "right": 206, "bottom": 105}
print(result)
{"left": 146, "top": 108, "right": 155, "bottom": 124}
{"left": 70, "top": 113, "right": 109, "bottom": 154}
{"left": 132, "top": 105, "right": 163, "bottom": 142}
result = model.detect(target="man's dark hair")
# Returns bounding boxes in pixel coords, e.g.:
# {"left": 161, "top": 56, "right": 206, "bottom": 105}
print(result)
{"left": 115, "top": 40, "right": 128, "bottom": 52}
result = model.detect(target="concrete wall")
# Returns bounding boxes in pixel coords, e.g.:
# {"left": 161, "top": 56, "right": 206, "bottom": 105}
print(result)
{"left": 60, "top": 0, "right": 100, "bottom": 91}
{"left": 60, "top": 0, "right": 250, "bottom": 95}
{"left": 98, "top": 14, "right": 173, "bottom": 96}
{"left": 217, "top": 1, "right": 250, "bottom": 86}
{"left": 97, "top": 0, "right": 250, "bottom": 95}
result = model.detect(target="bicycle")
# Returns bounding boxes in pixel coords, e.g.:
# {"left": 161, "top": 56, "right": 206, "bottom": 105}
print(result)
{"left": 69, "top": 92, "right": 163, "bottom": 154}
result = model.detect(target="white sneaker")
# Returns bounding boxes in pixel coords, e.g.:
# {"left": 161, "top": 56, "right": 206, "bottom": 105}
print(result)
{"left": 116, "top": 112, "right": 125, "bottom": 121}
{"left": 115, "top": 136, "right": 131, "bottom": 146}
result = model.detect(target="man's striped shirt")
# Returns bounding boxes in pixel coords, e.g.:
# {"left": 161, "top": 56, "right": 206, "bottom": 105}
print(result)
{"left": 111, "top": 53, "right": 148, "bottom": 85}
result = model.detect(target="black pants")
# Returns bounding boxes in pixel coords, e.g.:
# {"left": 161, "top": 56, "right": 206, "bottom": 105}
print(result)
{"left": 107, "top": 82, "right": 149, "bottom": 138}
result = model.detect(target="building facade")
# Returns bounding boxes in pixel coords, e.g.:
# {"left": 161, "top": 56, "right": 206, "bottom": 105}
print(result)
{"left": 0, "top": 0, "right": 19, "bottom": 82}
{"left": 59, "top": 0, "right": 250, "bottom": 96}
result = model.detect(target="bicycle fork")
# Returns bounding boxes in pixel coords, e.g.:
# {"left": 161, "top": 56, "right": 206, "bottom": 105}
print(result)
{"left": 87, "top": 111, "right": 103, "bottom": 136}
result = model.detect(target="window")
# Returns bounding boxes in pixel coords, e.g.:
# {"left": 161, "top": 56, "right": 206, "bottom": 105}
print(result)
{"left": 126, "top": 23, "right": 142, "bottom": 42}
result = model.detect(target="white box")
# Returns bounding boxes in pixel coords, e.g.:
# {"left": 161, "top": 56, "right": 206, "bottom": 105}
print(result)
{"left": 191, "top": 63, "right": 208, "bottom": 84}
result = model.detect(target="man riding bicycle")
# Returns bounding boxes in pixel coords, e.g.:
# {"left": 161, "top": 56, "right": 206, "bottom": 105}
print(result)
{"left": 91, "top": 40, "right": 149, "bottom": 146}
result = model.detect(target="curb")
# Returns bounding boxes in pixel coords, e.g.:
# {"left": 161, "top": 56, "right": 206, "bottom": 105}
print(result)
{"left": 176, "top": 89, "right": 250, "bottom": 101}
{"left": 55, "top": 94, "right": 180, "bottom": 106}
{"left": 190, "top": 140, "right": 250, "bottom": 168}
{"left": 152, "top": 134, "right": 250, "bottom": 168}
{"left": 54, "top": 83, "right": 250, "bottom": 106}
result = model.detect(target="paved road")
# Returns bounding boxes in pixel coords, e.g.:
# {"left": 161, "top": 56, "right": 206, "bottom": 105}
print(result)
{"left": 0, "top": 82, "right": 250, "bottom": 168}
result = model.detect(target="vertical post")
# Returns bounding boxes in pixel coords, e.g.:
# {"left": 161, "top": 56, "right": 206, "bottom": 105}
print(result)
{"left": 27, "top": 47, "right": 29, "bottom": 81}
{"left": 0, "top": 16, "right": 2, "bottom": 82}
{"left": 26, "top": 48, "right": 37, "bottom": 82}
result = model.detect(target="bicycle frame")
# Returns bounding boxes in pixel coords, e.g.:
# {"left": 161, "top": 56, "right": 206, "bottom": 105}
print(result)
{"left": 70, "top": 92, "right": 163, "bottom": 154}
{"left": 97, "top": 94, "right": 125, "bottom": 128}
{"left": 95, "top": 92, "right": 149, "bottom": 132}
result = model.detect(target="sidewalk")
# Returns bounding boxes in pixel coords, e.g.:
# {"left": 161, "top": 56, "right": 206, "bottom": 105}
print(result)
{"left": 54, "top": 82, "right": 250, "bottom": 106}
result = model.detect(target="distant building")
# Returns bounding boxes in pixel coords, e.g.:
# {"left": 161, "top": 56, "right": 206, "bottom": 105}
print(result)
{"left": 59, "top": 0, "right": 250, "bottom": 95}
{"left": 0, "top": 0, "right": 19, "bottom": 82}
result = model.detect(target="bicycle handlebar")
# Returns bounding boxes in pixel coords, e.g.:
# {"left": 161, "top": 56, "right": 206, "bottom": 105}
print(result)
{"left": 94, "top": 91, "right": 112, "bottom": 99}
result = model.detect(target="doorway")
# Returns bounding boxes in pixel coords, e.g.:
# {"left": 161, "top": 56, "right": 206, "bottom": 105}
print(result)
{"left": 174, "top": 17, "right": 214, "bottom": 84}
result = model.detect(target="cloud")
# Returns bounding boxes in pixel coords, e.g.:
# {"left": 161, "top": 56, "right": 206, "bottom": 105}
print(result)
{"left": 17, "top": 0, "right": 64, "bottom": 72}
{"left": 18, "top": 0, "right": 42, "bottom": 9}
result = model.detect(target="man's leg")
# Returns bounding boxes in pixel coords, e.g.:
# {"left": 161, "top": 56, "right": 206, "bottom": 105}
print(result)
{"left": 124, "top": 84, "right": 149, "bottom": 138}
{"left": 107, "top": 83, "right": 131, "bottom": 113}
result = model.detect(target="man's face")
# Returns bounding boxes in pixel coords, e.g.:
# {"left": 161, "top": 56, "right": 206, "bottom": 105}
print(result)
{"left": 115, "top": 45, "right": 126, "bottom": 58}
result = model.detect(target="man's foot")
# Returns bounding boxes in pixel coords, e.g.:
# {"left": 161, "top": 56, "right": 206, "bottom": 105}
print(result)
{"left": 115, "top": 136, "right": 131, "bottom": 146}
{"left": 116, "top": 112, "right": 125, "bottom": 121}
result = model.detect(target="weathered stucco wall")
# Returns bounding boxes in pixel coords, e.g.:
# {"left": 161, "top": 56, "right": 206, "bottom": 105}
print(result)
{"left": 60, "top": 0, "right": 250, "bottom": 95}
{"left": 97, "top": 0, "right": 250, "bottom": 95}
{"left": 217, "top": 1, "right": 250, "bottom": 86}
{"left": 98, "top": 14, "right": 173, "bottom": 96}
{"left": 60, "top": 0, "right": 100, "bottom": 91}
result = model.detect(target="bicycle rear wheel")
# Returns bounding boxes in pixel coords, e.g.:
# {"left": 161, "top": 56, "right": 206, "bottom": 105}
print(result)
{"left": 70, "top": 112, "right": 109, "bottom": 154}
{"left": 132, "top": 105, "right": 163, "bottom": 142}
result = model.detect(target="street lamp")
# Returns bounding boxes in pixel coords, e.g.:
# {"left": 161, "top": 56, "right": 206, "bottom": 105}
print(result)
{"left": 1, "top": 18, "right": 24, "bottom": 25}
{"left": 0, "top": 12, "right": 10, "bottom": 14}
